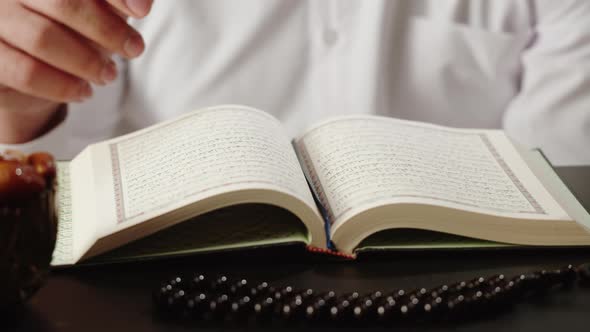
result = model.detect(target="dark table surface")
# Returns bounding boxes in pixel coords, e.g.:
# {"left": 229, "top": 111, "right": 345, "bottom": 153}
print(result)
{"left": 12, "top": 167, "right": 590, "bottom": 332}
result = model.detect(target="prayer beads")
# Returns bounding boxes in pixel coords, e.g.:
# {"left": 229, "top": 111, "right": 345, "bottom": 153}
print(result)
{"left": 153, "top": 263, "right": 589, "bottom": 326}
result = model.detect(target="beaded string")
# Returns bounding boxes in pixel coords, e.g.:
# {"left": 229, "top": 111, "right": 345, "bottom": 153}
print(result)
{"left": 153, "top": 263, "right": 590, "bottom": 325}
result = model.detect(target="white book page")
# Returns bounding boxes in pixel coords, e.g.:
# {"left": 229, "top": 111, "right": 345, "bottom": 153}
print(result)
{"left": 89, "top": 105, "right": 318, "bottom": 235}
{"left": 295, "top": 115, "right": 571, "bottom": 231}
{"left": 51, "top": 162, "right": 74, "bottom": 266}
{"left": 52, "top": 148, "right": 103, "bottom": 265}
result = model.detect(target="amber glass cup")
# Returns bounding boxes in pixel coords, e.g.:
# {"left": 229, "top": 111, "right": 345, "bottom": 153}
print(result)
{"left": 0, "top": 152, "right": 57, "bottom": 313}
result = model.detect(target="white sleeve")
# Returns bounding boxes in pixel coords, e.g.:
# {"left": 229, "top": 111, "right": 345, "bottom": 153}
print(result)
{"left": 503, "top": 0, "right": 590, "bottom": 166}
{"left": 0, "top": 57, "right": 128, "bottom": 160}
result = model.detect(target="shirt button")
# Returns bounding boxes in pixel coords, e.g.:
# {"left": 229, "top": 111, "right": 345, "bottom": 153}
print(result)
{"left": 323, "top": 29, "right": 339, "bottom": 45}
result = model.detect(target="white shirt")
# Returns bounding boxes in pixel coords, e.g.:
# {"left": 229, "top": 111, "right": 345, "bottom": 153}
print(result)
{"left": 3, "top": 0, "right": 590, "bottom": 165}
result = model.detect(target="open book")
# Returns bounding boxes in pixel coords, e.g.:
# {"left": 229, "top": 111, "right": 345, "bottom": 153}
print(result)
{"left": 51, "top": 105, "right": 590, "bottom": 266}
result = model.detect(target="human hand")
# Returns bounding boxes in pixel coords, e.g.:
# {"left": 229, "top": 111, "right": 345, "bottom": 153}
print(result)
{"left": 0, "top": 0, "right": 153, "bottom": 143}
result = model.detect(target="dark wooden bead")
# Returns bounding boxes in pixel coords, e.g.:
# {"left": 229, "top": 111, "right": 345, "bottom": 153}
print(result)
{"left": 367, "top": 291, "right": 383, "bottom": 305}
{"left": 402, "top": 293, "right": 425, "bottom": 321}
{"left": 421, "top": 296, "right": 445, "bottom": 320}
{"left": 363, "top": 294, "right": 379, "bottom": 308}
{"left": 153, "top": 284, "right": 173, "bottom": 308}
{"left": 264, "top": 286, "right": 277, "bottom": 298}
{"left": 558, "top": 265, "right": 578, "bottom": 286}
{"left": 208, "top": 294, "right": 231, "bottom": 319}
{"left": 272, "top": 286, "right": 294, "bottom": 302}
{"left": 398, "top": 302, "right": 416, "bottom": 321}
{"left": 516, "top": 273, "right": 542, "bottom": 295}
{"left": 253, "top": 297, "right": 275, "bottom": 321}
{"left": 161, "top": 289, "right": 187, "bottom": 314}
{"left": 247, "top": 287, "right": 261, "bottom": 300}
{"left": 434, "top": 284, "right": 450, "bottom": 295}
{"left": 300, "top": 292, "right": 337, "bottom": 322}
{"left": 376, "top": 304, "right": 402, "bottom": 324}
{"left": 492, "top": 285, "right": 505, "bottom": 297}
{"left": 483, "top": 286, "right": 511, "bottom": 310}
{"left": 328, "top": 305, "right": 341, "bottom": 321}
{"left": 408, "top": 288, "right": 428, "bottom": 302}
{"left": 321, "top": 291, "right": 338, "bottom": 306}
{"left": 378, "top": 290, "right": 420, "bottom": 323}
{"left": 295, "top": 288, "right": 315, "bottom": 303}
{"left": 375, "top": 304, "right": 389, "bottom": 323}
{"left": 253, "top": 297, "right": 275, "bottom": 316}
{"left": 189, "top": 274, "right": 209, "bottom": 292}
{"left": 461, "top": 290, "right": 488, "bottom": 316}
{"left": 352, "top": 297, "right": 375, "bottom": 321}
{"left": 229, "top": 279, "right": 249, "bottom": 296}
{"left": 448, "top": 281, "right": 468, "bottom": 294}
{"left": 230, "top": 295, "right": 253, "bottom": 319}
{"left": 430, "top": 285, "right": 450, "bottom": 299}
{"left": 501, "top": 281, "right": 520, "bottom": 303}
{"left": 465, "top": 277, "right": 486, "bottom": 292}
{"left": 524, "top": 271, "right": 557, "bottom": 295}
{"left": 167, "top": 276, "right": 183, "bottom": 290}
{"left": 421, "top": 302, "right": 435, "bottom": 320}
{"left": 504, "top": 280, "right": 516, "bottom": 291}
{"left": 344, "top": 292, "right": 361, "bottom": 304}
{"left": 322, "top": 293, "right": 358, "bottom": 323}
{"left": 445, "top": 294, "right": 468, "bottom": 320}
{"left": 540, "top": 270, "right": 557, "bottom": 285}
{"left": 576, "top": 263, "right": 590, "bottom": 287}
{"left": 304, "top": 298, "right": 327, "bottom": 321}
{"left": 428, "top": 284, "right": 450, "bottom": 300}
{"left": 541, "top": 270, "right": 565, "bottom": 289}
{"left": 351, "top": 304, "right": 366, "bottom": 322}
{"left": 185, "top": 293, "right": 209, "bottom": 317}
{"left": 328, "top": 299, "right": 353, "bottom": 322}
{"left": 303, "top": 304, "right": 318, "bottom": 321}
{"left": 485, "top": 274, "right": 506, "bottom": 288}
{"left": 383, "top": 294, "right": 399, "bottom": 308}
{"left": 210, "top": 275, "right": 230, "bottom": 293}
{"left": 248, "top": 281, "right": 271, "bottom": 299}
{"left": 281, "top": 294, "right": 308, "bottom": 320}
{"left": 384, "top": 289, "right": 406, "bottom": 303}
{"left": 508, "top": 274, "right": 527, "bottom": 297}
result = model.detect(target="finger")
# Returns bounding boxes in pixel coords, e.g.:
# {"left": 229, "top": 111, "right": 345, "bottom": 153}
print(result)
{"left": 19, "top": 0, "right": 145, "bottom": 59}
{"left": 107, "top": 3, "right": 129, "bottom": 20}
{"left": 106, "top": 0, "right": 153, "bottom": 19}
{"left": 0, "top": 86, "right": 57, "bottom": 117}
{"left": 0, "top": 40, "right": 92, "bottom": 103}
{"left": 0, "top": 5, "right": 117, "bottom": 86}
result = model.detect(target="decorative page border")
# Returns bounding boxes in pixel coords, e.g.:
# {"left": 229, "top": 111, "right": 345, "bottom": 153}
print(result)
{"left": 479, "top": 134, "right": 545, "bottom": 214}
{"left": 110, "top": 144, "right": 126, "bottom": 224}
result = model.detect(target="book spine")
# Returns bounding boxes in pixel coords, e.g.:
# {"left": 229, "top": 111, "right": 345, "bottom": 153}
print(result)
{"left": 292, "top": 140, "right": 336, "bottom": 250}
{"left": 306, "top": 245, "right": 355, "bottom": 260}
